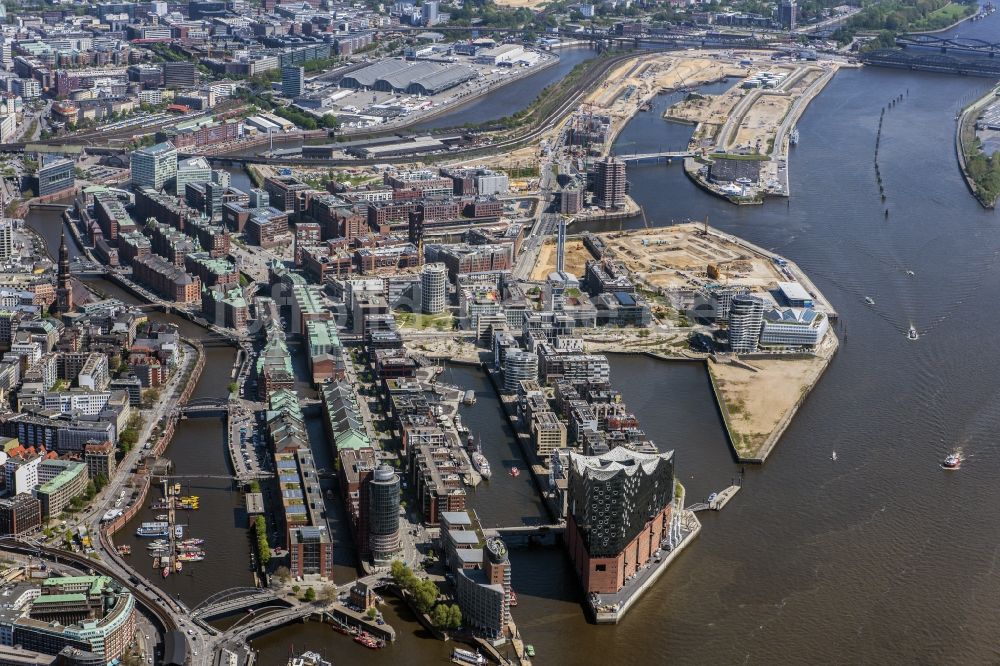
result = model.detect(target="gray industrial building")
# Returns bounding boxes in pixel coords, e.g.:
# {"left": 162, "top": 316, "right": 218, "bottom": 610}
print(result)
{"left": 340, "top": 58, "right": 477, "bottom": 95}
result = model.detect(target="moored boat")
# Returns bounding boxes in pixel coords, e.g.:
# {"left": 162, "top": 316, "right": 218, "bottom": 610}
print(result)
{"left": 136, "top": 522, "right": 170, "bottom": 537}
{"left": 452, "top": 647, "right": 486, "bottom": 665}
{"left": 287, "top": 651, "right": 332, "bottom": 666}
{"left": 472, "top": 452, "right": 491, "bottom": 479}
{"left": 510, "top": 466, "right": 520, "bottom": 478}
{"left": 353, "top": 632, "right": 384, "bottom": 649}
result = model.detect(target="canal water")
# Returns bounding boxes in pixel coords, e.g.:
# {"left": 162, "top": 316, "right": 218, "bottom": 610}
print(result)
{"left": 27, "top": 209, "right": 250, "bottom": 606}
{"left": 34, "top": 14, "right": 1000, "bottom": 658}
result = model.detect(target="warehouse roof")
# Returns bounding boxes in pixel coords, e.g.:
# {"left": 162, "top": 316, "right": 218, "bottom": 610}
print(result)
{"left": 341, "top": 58, "right": 475, "bottom": 94}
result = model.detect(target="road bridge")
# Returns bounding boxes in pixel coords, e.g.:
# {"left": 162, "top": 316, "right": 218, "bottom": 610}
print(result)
{"left": 862, "top": 48, "right": 1000, "bottom": 77}
{"left": 896, "top": 33, "right": 1000, "bottom": 56}
{"left": 176, "top": 398, "right": 231, "bottom": 417}
{"left": 192, "top": 588, "right": 284, "bottom": 621}
{"left": 28, "top": 202, "right": 72, "bottom": 211}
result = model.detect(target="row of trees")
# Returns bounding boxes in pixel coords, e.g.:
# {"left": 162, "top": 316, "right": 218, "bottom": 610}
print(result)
{"left": 118, "top": 414, "right": 143, "bottom": 453}
{"left": 253, "top": 515, "right": 271, "bottom": 566}
{"left": 833, "top": 0, "right": 973, "bottom": 46}
{"left": 390, "top": 561, "right": 462, "bottom": 630}
{"left": 965, "top": 145, "right": 1000, "bottom": 206}
{"left": 272, "top": 104, "right": 339, "bottom": 131}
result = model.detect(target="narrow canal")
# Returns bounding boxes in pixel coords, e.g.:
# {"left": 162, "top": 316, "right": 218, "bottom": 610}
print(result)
{"left": 27, "top": 208, "right": 250, "bottom": 606}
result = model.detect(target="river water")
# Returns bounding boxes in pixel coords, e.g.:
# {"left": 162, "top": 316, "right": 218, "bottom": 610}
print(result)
{"left": 30, "top": 19, "right": 1000, "bottom": 660}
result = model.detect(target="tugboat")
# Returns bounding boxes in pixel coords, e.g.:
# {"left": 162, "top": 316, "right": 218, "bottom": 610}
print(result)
{"left": 907, "top": 325, "right": 919, "bottom": 341}
{"left": 942, "top": 452, "right": 962, "bottom": 470}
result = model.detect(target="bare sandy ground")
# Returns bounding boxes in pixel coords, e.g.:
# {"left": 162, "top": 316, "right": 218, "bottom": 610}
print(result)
{"left": 709, "top": 352, "right": 828, "bottom": 457}
{"left": 597, "top": 224, "right": 784, "bottom": 291}
{"left": 530, "top": 238, "right": 593, "bottom": 280}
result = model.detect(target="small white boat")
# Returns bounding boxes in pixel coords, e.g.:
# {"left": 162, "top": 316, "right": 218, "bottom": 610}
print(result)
{"left": 864, "top": 296, "right": 875, "bottom": 305}
{"left": 907, "top": 326, "right": 919, "bottom": 341}
{"left": 707, "top": 492, "right": 718, "bottom": 503}
{"left": 942, "top": 451, "right": 962, "bottom": 470}
{"left": 831, "top": 450, "right": 838, "bottom": 461}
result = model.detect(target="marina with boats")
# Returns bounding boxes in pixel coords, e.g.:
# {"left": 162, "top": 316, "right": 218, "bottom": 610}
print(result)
{"left": 133, "top": 481, "right": 208, "bottom": 578}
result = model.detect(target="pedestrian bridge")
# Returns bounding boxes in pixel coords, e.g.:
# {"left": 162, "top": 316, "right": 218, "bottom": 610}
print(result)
{"left": 620, "top": 151, "right": 693, "bottom": 165}
{"left": 491, "top": 522, "right": 566, "bottom": 537}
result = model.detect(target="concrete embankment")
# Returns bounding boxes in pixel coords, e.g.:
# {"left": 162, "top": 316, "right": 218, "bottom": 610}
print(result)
{"left": 955, "top": 85, "right": 998, "bottom": 209}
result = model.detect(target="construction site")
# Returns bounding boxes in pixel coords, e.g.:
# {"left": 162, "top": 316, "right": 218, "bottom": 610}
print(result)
{"left": 596, "top": 222, "right": 790, "bottom": 295}
{"left": 529, "top": 236, "right": 592, "bottom": 281}
{"left": 669, "top": 61, "right": 840, "bottom": 202}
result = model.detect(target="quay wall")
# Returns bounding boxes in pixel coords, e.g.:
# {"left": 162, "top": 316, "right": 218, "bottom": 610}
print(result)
{"left": 593, "top": 512, "right": 701, "bottom": 624}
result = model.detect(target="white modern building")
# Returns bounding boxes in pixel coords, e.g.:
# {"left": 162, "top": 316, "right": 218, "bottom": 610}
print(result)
{"left": 503, "top": 349, "right": 538, "bottom": 392}
{"left": 42, "top": 390, "right": 112, "bottom": 416}
{"left": 4, "top": 455, "right": 40, "bottom": 495}
{"left": 728, "top": 293, "right": 766, "bottom": 354}
{"left": 760, "top": 307, "right": 829, "bottom": 347}
{"left": 130, "top": 141, "right": 177, "bottom": 190}
{"left": 420, "top": 262, "right": 447, "bottom": 315}
{"left": 0, "top": 219, "right": 13, "bottom": 261}
{"left": 175, "top": 156, "right": 212, "bottom": 193}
